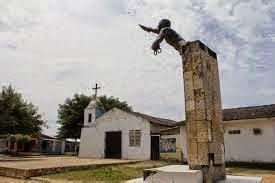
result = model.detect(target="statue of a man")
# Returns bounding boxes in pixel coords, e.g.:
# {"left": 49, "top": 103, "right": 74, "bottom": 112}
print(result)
{"left": 139, "top": 19, "right": 187, "bottom": 55}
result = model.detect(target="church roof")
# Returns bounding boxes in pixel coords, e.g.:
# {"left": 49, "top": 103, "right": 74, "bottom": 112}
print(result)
{"left": 86, "top": 98, "right": 105, "bottom": 110}
{"left": 178, "top": 104, "right": 275, "bottom": 125}
{"left": 126, "top": 111, "right": 178, "bottom": 126}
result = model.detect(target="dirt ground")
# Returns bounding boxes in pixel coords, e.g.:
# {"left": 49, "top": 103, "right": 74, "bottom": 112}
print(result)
{"left": 0, "top": 155, "right": 274, "bottom": 182}
{"left": 0, "top": 154, "right": 137, "bottom": 170}
{"left": 0, "top": 176, "right": 42, "bottom": 183}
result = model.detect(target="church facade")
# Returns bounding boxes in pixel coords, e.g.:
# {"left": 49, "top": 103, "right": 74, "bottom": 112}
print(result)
{"left": 79, "top": 98, "right": 177, "bottom": 160}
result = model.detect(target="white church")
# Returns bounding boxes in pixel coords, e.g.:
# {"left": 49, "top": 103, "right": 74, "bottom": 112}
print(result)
{"left": 79, "top": 98, "right": 177, "bottom": 160}
{"left": 79, "top": 97, "right": 275, "bottom": 163}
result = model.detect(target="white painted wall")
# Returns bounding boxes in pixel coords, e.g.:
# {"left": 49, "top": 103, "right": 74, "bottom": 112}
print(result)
{"left": 223, "top": 118, "right": 275, "bottom": 163}
{"left": 84, "top": 108, "right": 96, "bottom": 127}
{"left": 180, "top": 126, "right": 187, "bottom": 161}
{"left": 79, "top": 108, "right": 151, "bottom": 160}
{"left": 180, "top": 118, "right": 275, "bottom": 163}
{"left": 0, "top": 139, "right": 7, "bottom": 152}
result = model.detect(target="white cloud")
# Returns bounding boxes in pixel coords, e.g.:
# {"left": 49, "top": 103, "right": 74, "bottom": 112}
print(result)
{"left": 0, "top": 0, "right": 274, "bottom": 136}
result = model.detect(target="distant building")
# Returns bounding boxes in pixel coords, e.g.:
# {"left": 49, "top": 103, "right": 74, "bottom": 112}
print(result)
{"left": 161, "top": 104, "right": 275, "bottom": 163}
{"left": 0, "top": 135, "right": 8, "bottom": 152}
{"left": 0, "top": 134, "right": 79, "bottom": 155}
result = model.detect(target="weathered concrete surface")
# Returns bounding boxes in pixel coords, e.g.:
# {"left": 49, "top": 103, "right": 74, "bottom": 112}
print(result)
{"left": 143, "top": 165, "right": 262, "bottom": 183}
{"left": 144, "top": 165, "right": 203, "bottom": 183}
{"left": 182, "top": 41, "right": 226, "bottom": 182}
{"left": 135, "top": 175, "right": 263, "bottom": 183}
{"left": 0, "top": 155, "right": 139, "bottom": 178}
{"left": 217, "top": 175, "right": 263, "bottom": 183}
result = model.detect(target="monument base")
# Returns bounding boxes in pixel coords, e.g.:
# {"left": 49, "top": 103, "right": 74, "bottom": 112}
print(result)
{"left": 143, "top": 165, "right": 262, "bottom": 183}
{"left": 144, "top": 165, "right": 202, "bottom": 183}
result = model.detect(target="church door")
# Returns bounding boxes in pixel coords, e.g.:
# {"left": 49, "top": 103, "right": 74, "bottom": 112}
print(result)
{"left": 105, "top": 131, "right": 122, "bottom": 159}
{"left": 151, "top": 136, "right": 160, "bottom": 160}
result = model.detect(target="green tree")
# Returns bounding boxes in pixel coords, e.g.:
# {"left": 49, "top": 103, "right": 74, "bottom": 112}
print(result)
{"left": 0, "top": 85, "right": 45, "bottom": 135}
{"left": 57, "top": 94, "right": 133, "bottom": 139}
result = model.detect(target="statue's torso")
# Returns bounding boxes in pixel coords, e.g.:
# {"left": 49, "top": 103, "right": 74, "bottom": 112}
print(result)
{"left": 161, "top": 27, "right": 184, "bottom": 50}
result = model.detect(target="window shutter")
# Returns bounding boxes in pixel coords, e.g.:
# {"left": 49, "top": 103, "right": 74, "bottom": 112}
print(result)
{"left": 129, "top": 130, "right": 141, "bottom": 147}
{"left": 135, "top": 130, "right": 141, "bottom": 147}
{"left": 129, "top": 130, "right": 135, "bottom": 147}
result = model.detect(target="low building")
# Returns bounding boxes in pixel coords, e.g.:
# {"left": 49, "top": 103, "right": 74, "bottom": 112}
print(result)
{"left": 79, "top": 98, "right": 177, "bottom": 160}
{"left": 161, "top": 104, "right": 275, "bottom": 163}
{"left": 0, "top": 134, "right": 79, "bottom": 155}
{"left": 64, "top": 139, "right": 80, "bottom": 155}
{"left": 222, "top": 105, "right": 275, "bottom": 163}
{"left": 0, "top": 135, "right": 8, "bottom": 152}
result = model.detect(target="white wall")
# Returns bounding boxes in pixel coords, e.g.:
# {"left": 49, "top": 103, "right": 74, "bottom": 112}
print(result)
{"left": 0, "top": 138, "right": 7, "bottom": 152}
{"left": 180, "top": 126, "right": 187, "bottom": 161}
{"left": 84, "top": 108, "right": 96, "bottom": 127}
{"left": 180, "top": 118, "right": 275, "bottom": 163}
{"left": 79, "top": 108, "right": 151, "bottom": 160}
{"left": 224, "top": 118, "right": 275, "bottom": 163}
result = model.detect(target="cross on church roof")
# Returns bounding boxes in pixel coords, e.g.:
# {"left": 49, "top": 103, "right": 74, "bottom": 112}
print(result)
{"left": 92, "top": 83, "right": 101, "bottom": 98}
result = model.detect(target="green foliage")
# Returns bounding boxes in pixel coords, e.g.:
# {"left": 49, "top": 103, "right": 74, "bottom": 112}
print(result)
{"left": 57, "top": 94, "right": 133, "bottom": 139}
{"left": 0, "top": 85, "right": 45, "bottom": 135}
{"left": 7, "top": 134, "right": 31, "bottom": 144}
{"left": 7, "top": 134, "right": 17, "bottom": 143}
{"left": 44, "top": 161, "right": 174, "bottom": 182}
{"left": 16, "top": 134, "right": 31, "bottom": 144}
{"left": 99, "top": 95, "right": 133, "bottom": 112}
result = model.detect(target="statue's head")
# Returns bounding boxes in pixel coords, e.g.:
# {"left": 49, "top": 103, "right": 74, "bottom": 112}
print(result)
{"left": 157, "top": 19, "right": 171, "bottom": 32}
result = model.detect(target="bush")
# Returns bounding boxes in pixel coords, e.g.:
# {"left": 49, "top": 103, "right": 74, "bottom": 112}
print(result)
{"left": 16, "top": 134, "right": 31, "bottom": 144}
{"left": 7, "top": 134, "right": 17, "bottom": 143}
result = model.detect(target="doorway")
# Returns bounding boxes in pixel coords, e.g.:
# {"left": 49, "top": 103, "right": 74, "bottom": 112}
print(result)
{"left": 105, "top": 131, "right": 122, "bottom": 159}
{"left": 151, "top": 136, "right": 160, "bottom": 160}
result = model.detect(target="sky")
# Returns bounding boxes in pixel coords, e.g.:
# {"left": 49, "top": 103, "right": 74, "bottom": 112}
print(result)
{"left": 0, "top": 0, "right": 275, "bottom": 136}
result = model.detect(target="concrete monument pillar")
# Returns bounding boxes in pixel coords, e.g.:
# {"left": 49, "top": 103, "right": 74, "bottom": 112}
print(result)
{"left": 139, "top": 19, "right": 226, "bottom": 182}
{"left": 182, "top": 40, "right": 226, "bottom": 182}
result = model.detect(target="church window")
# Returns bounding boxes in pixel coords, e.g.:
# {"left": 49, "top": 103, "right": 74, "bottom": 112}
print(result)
{"left": 228, "top": 130, "right": 240, "bottom": 135}
{"left": 253, "top": 128, "right": 262, "bottom": 135}
{"left": 129, "top": 130, "right": 141, "bottom": 147}
{"left": 88, "top": 113, "right": 92, "bottom": 122}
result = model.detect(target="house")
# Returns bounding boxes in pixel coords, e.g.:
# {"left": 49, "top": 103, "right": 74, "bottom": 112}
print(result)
{"left": 0, "top": 134, "right": 65, "bottom": 154}
{"left": 160, "top": 104, "right": 275, "bottom": 163}
{"left": 0, "top": 135, "right": 8, "bottom": 152}
{"left": 64, "top": 139, "right": 80, "bottom": 155}
{"left": 222, "top": 104, "right": 275, "bottom": 163}
{"left": 79, "top": 98, "right": 177, "bottom": 160}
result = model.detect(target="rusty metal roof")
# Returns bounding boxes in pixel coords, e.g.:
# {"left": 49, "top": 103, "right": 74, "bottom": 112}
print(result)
{"left": 222, "top": 104, "right": 275, "bottom": 121}
{"left": 177, "top": 104, "right": 275, "bottom": 125}
{"left": 125, "top": 111, "right": 178, "bottom": 127}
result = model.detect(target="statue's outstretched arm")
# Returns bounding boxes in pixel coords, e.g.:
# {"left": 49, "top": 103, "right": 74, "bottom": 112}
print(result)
{"left": 139, "top": 24, "right": 158, "bottom": 34}
{"left": 151, "top": 30, "right": 165, "bottom": 51}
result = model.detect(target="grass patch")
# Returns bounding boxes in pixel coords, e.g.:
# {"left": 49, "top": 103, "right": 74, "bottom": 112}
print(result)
{"left": 226, "top": 165, "right": 275, "bottom": 183}
{"left": 226, "top": 166, "right": 275, "bottom": 176}
{"left": 44, "top": 161, "right": 177, "bottom": 182}
{"left": 44, "top": 161, "right": 275, "bottom": 182}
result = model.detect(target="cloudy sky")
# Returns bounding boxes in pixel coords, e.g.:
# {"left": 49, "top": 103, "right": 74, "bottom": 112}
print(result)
{"left": 0, "top": 0, "right": 274, "bottom": 136}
